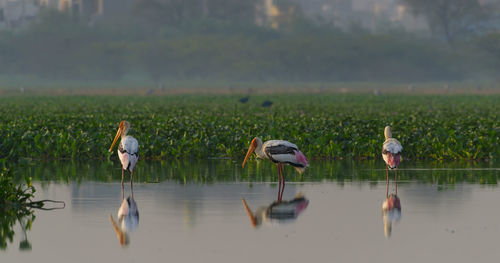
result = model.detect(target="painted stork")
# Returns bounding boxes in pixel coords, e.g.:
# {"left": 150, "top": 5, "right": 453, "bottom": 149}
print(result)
{"left": 261, "top": 100, "right": 273, "bottom": 107}
{"left": 382, "top": 126, "right": 402, "bottom": 196}
{"left": 109, "top": 121, "right": 139, "bottom": 189}
{"left": 242, "top": 137, "right": 309, "bottom": 202}
{"left": 239, "top": 96, "right": 250, "bottom": 103}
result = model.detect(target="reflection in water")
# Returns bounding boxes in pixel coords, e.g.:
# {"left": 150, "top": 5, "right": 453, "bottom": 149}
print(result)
{"left": 382, "top": 175, "right": 401, "bottom": 238}
{"left": 110, "top": 184, "right": 139, "bottom": 247}
{"left": 242, "top": 193, "right": 309, "bottom": 228}
{"left": 0, "top": 175, "right": 65, "bottom": 251}
{"left": 13, "top": 160, "right": 500, "bottom": 186}
{"left": 18, "top": 217, "right": 32, "bottom": 251}
{"left": 0, "top": 208, "right": 35, "bottom": 251}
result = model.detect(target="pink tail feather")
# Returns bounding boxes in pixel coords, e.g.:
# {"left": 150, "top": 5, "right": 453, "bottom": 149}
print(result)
{"left": 295, "top": 150, "right": 309, "bottom": 167}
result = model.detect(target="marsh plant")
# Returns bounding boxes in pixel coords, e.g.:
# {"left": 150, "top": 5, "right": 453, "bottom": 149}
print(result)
{"left": 0, "top": 166, "right": 64, "bottom": 250}
{"left": 0, "top": 95, "right": 498, "bottom": 161}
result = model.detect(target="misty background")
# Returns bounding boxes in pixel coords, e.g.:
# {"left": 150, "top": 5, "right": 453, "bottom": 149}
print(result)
{"left": 0, "top": 0, "right": 499, "bottom": 87}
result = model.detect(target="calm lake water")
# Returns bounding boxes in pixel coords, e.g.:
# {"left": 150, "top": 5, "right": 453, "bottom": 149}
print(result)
{"left": 2, "top": 160, "right": 500, "bottom": 262}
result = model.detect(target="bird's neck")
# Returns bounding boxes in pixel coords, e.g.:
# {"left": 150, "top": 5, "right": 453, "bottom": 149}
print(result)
{"left": 122, "top": 127, "right": 130, "bottom": 138}
{"left": 255, "top": 143, "right": 266, "bottom": 159}
{"left": 384, "top": 127, "right": 392, "bottom": 140}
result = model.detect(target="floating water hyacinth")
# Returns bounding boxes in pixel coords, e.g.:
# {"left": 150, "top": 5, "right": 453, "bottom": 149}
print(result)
{"left": 0, "top": 94, "right": 498, "bottom": 160}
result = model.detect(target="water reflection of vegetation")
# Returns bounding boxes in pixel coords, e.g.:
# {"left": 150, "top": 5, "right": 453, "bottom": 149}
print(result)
{"left": 12, "top": 160, "right": 500, "bottom": 186}
{"left": 1, "top": 166, "right": 64, "bottom": 250}
{"left": 1, "top": 167, "right": 36, "bottom": 250}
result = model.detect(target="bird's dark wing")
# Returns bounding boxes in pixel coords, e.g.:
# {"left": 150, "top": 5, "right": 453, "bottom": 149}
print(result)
{"left": 265, "top": 144, "right": 298, "bottom": 163}
{"left": 266, "top": 145, "right": 297, "bottom": 155}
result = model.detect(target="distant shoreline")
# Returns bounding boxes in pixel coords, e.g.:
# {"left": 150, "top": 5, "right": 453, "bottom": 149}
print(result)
{"left": 0, "top": 82, "right": 499, "bottom": 96}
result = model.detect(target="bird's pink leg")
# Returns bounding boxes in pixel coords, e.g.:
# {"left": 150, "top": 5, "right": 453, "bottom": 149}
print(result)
{"left": 395, "top": 168, "right": 398, "bottom": 196}
{"left": 277, "top": 164, "right": 282, "bottom": 202}
{"left": 121, "top": 168, "right": 125, "bottom": 198}
{"left": 386, "top": 166, "right": 389, "bottom": 198}
{"left": 121, "top": 171, "right": 124, "bottom": 201}
{"left": 280, "top": 165, "right": 285, "bottom": 201}
{"left": 130, "top": 170, "right": 134, "bottom": 198}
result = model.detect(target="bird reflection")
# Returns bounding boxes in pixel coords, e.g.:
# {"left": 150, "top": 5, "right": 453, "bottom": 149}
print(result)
{"left": 241, "top": 193, "right": 309, "bottom": 228}
{"left": 382, "top": 178, "right": 401, "bottom": 238}
{"left": 110, "top": 184, "right": 139, "bottom": 247}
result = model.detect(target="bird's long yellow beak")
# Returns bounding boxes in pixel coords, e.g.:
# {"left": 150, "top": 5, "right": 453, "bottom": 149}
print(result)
{"left": 241, "top": 197, "right": 257, "bottom": 228}
{"left": 242, "top": 141, "right": 256, "bottom": 168}
{"left": 109, "top": 127, "right": 122, "bottom": 152}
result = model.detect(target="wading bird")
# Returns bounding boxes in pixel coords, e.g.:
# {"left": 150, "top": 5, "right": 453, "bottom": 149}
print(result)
{"left": 242, "top": 137, "right": 309, "bottom": 202}
{"left": 261, "top": 100, "right": 273, "bottom": 107}
{"left": 239, "top": 96, "right": 249, "bottom": 103}
{"left": 382, "top": 126, "right": 402, "bottom": 196}
{"left": 109, "top": 121, "right": 139, "bottom": 189}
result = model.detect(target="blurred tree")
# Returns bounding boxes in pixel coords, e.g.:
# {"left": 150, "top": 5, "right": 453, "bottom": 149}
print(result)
{"left": 205, "top": 0, "right": 259, "bottom": 24}
{"left": 133, "top": 41, "right": 174, "bottom": 83}
{"left": 131, "top": 0, "right": 204, "bottom": 27}
{"left": 131, "top": 0, "right": 259, "bottom": 29}
{"left": 398, "top": 0, "right": 485, "bottom": 44}
{"left": 476, "top": 32, "right": 500, "bottom": 68}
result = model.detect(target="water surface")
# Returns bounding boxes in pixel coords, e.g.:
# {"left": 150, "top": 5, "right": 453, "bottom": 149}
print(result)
{"left": 3, "top": 160, "right": 500, "bottom": 262}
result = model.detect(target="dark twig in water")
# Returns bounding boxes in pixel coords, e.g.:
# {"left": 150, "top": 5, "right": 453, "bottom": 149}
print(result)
{"left": 27, "top": 199, "right": 66, "bottom": 210}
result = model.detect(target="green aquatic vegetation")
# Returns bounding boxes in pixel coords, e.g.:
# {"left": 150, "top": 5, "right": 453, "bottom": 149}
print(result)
{"left": 0, "top": 94, "right": 498, "bottom": 160}
{"left": 0, "top": 167, "right": 36, "bottom": 250}
{"left": 0, "top": 166, "right": 65, "bottom": 250}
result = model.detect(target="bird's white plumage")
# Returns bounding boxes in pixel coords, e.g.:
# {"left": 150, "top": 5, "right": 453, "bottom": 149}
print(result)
{"left": 118, "top": 135, "right": 139, "bottom": 171}
{"left": 254, "top": 139, "right": 308, "bottom": 172}
{"left": 383, "top": 138, "right": 402, "bottom": 154}
{"left": 263, "top": 140, "right": 298, "bottom": 149}
{"left": 382, "top": 138, "right": 402, "bottom": 169}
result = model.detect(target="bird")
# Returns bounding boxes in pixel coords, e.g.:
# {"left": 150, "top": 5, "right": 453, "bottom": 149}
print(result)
{"left": 239, "top": 96, "right": 249, "bottom": 103}
{"left": 242, "top": 137, "right": 309, "bottom": 202}
{"left": 261, "top": 100, "right": 273, "bottom": 107}
{"left": 382, "top": 126, "right": 402, "bottom": 196}
{"left": 109, "top": 121, "right": 139, "bottom": 189}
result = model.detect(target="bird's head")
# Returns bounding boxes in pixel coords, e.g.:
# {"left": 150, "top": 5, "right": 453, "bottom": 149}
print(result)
{"left": 385, "top": 152, "right": 401, "bottom": 169}
{"left": 242, "top": 137, "right": 262, "bottom": 168}
{"left": 109, "top": 121, "right": 130, "bottom": 152}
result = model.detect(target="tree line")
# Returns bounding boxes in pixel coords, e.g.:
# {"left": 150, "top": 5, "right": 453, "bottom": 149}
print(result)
{"left": 0, "top": 0, "right": 498, "bottom": 84}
